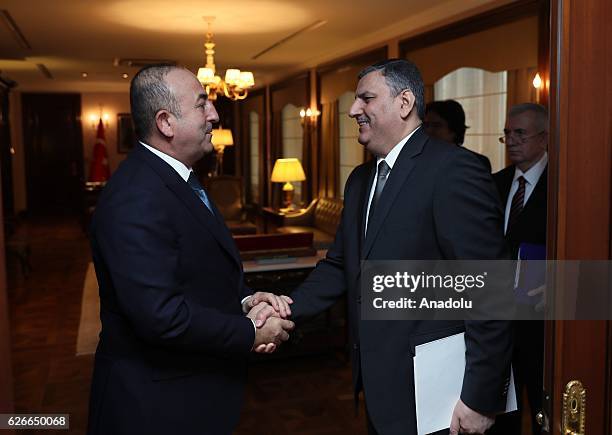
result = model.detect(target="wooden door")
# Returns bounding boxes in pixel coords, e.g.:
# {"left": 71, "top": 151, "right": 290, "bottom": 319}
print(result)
{"left": 0, "top": 84, "right": 14, "bottom": 227}
{"left": 543, "top": 0, "right": 612, "bottom": 433}
{"left": 0, "top": 85, "right": 14, "bottom": 426}
{"left": 22, "top": 93, "right": 83, "bottom": 215}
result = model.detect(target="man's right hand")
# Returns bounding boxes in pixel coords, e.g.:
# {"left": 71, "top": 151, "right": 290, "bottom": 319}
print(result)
{"left": 253, "top": 317, "right": 294, "bottom": 353}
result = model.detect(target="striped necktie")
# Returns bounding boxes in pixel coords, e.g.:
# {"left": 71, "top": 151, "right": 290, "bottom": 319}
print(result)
{"left": 187, "top": 172, "right": 213, "bottom": 213}
{"left": 507, "top": 176, "right": 526, "bottom": 232}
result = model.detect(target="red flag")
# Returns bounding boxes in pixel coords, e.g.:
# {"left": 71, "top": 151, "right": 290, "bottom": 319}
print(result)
{"left": 89, "top": 119, "right": 111, "bottom": 182}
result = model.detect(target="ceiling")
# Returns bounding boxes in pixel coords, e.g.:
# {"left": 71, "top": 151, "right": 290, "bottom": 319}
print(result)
{"left": 0, "top": 0, "right": 511, "bottom": 93}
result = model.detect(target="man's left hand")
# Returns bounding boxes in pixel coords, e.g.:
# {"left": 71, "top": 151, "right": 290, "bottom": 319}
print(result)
{"left": 243, "top": 292, "right": 293, "bottom": 320}
{"left": 449, "top": 399, "right": 494, "bottom": 435}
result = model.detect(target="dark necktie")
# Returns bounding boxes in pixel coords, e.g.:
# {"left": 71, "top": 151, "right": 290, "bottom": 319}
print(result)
{"left": 187, "top": 172, "right": 213, "bottom": 213}
{"left": 507, "top": 176, "right": 526, "bottom": 232}
{"left": 367, "top": 160, "right": 391, "bottom": 235}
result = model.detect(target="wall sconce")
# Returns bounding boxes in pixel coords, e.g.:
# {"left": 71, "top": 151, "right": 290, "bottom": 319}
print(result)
{"left": 532, "top": 73, "right": 543, "bottom": 89}
{"left": 299, "top": 107, "right": 320, "bottom": 126}
{"left": 89, "top": 105, "right": 111, "bottom": 130}
{"left": 533, "top": 72, "right": 544, "bottom": 104}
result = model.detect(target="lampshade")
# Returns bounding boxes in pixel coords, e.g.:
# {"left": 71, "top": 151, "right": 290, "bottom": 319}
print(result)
{"left": 197, "top": 67, "right": 215, "bottom": 84}
{"left": 211, "top": 127, "right": 234, "bottom": 148}
{"left": 224, "top": 69, "right": 241, "bottom": 84}
{"left": 270, "top": 158, "right": 306, "bottom": 183}
{"left": 238, "top": 71, "right": 254, "bottom": 88}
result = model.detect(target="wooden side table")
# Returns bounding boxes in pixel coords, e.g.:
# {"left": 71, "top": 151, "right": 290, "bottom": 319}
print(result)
{"left": 261, "top": 206, "right": 306, "bottom": 233}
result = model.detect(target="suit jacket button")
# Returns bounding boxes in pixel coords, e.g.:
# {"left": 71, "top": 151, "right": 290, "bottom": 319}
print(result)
{"left": 356, "top": 296, "right": 362, "bottom": 304}
{"left": 353, "top": 343, "right": 359, "bottom": 350}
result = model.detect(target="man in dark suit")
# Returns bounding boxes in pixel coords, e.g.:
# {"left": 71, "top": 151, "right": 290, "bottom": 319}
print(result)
{"left": 285, "top": 59, "right": 512, "bottom": 435}
{"left": 492, "top": 103, "right": 548, "bottom": 435}
{"left": 494, "top": 103, "right": 548, "bottom": 257}
{"left": 87, "top": 64, "right": 294, "bottom": 435}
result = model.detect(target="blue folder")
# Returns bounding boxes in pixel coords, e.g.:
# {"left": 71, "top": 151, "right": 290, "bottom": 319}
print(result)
{"left": 514, "top": 243, "right": 546, "bottom": 305}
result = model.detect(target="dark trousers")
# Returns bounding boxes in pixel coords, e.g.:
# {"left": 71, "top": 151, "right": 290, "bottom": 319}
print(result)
{"left": 490, "top": 320, "right": 544, "bottom": 435}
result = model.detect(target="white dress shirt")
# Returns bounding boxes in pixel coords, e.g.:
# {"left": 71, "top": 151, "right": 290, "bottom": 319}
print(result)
{"left": 503, "top": 152, "right": 548, "bottom": 234}
{"left": 365, "top": 126, "right": 420, "bottom": 234}
{"left": 140, "top": 141, "right": 192, "bottom": 181}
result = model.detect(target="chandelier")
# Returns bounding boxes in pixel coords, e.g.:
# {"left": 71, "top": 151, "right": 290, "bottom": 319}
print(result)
{"left": 197, "top": 17, "right": 254, "bottom": 101}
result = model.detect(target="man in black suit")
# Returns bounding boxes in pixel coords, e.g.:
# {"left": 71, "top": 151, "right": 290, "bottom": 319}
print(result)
{"left": 87, "top": 65, "right": 294, "bottom": 435}
{"left": 492, "top": 103, "right": 548, "bottom": 435}
{"left": 285, "top": 59, "right": 512, "bottom": 435}
{"left": 494, "top": 103, "right": 548, "bottom": 257}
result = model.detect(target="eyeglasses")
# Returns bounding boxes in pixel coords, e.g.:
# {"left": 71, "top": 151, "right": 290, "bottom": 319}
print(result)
{"left": 499, "top": 130, "right": 545, "bottom": 144}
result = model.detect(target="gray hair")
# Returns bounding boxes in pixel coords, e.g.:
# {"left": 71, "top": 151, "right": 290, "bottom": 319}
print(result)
{"left": 130, "top": 64, "right": 183, "bottom": 141}
{"left": 358, "top": 58, "right": 425, "bottom": 120}
{"left": 508, "top": 103, "right": 548, "bottom": 133}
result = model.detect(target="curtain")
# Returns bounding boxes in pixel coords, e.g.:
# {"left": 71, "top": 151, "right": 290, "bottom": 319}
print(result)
{"left": 318, "top": 101, "right": 340, "bottom": 199}
{"left": 424, "top": 84, "right": 434, "bottom": 104}
{"left": 269, "top": 110, "right": 283, "bottom": 207}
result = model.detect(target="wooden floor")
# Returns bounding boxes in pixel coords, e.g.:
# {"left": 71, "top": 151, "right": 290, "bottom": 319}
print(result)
{"left": 6, "top": 215, "right": 367, "bottom": 434}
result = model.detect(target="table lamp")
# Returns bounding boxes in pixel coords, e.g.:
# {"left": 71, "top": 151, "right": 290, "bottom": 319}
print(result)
{"left": 270, "top": 158, "right": 306, "bottom": 211}
{"left": 211, "top": 126, "right": 234, "bottom": 175}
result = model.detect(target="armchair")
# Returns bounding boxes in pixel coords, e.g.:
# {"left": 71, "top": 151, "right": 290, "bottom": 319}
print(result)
{"left": 276, "top": 197, "right": 343, "bottom": 249}
{"left": 204, "top": 176, "right": 257, "bottom": 235}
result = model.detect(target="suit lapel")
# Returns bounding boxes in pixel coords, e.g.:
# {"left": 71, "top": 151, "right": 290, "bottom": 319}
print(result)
{"left": 523, "top": 166, "right": 547, "bottom": 211}
{"left": 362, "top": 128, "right": 427, "bottom": 259}
{"left": 500, "top": 168, "right": 515, "bottom": 204}
{"left": 133, "top": 145, "right": 242, "bottom": 269}
{"left": 359, "top": 160, "right": 376, "bottom": 257}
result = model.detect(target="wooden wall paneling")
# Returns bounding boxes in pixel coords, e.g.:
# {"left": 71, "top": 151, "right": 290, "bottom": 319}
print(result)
{"left": 0, "top": 216, "right": 13, "bottom": 426}
{"left": 0, "top": 161, "right": 14, "bottom": 415}
{"left": 545, "top": 0, "right": 612, "bottom": 433}
{"left": 269, "top": 73, "right": 309, "bottom": 115}
{"left": 232, "top": 100, "right": 242, "bottom": 177}
{"left": 265, "top": 86, "right": 272, "bottom": 206}
{"left": 398, "top": 0, "right": 541, "bottom": 54}
{"left": 318, "top": 47, "right": 387, "bottom": 104}
{"left": 399, "top": 1, "right": 542, "bottom": 88}
{"left": 537, "top": 0, "right": 551, "bottom": 107}
{"left": 268, "top": 73, "right": 309, "bottom": 207}
{"left": 239, "top": 90, "right": 266, "bottom": 204}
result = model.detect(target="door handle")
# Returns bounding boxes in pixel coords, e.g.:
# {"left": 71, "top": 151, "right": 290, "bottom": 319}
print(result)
{"left": 562, "top": 380, "right": 586, "bottom": 435}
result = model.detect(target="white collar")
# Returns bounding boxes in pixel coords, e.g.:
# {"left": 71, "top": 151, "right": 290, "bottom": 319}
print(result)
{"left": 376, "top": 125, "right": 421, "bottom": 170}
{"left": 513, "top": 152, "right": 548, "bottom": 186}
{"left": 140, "top": 141, "right": 192, "bottom": 182}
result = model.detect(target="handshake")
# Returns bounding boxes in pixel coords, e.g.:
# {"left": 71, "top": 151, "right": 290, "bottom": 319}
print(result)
{"left": 243, "top": 292, "right": 295, "bottom": 354}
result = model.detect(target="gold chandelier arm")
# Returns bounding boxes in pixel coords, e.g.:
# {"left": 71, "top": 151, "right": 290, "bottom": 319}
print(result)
{"left": 222, "top": 82, "right": 248, "bottom": 100}
{"left": 233, "top": 89, "right": 249, "bottom": 100}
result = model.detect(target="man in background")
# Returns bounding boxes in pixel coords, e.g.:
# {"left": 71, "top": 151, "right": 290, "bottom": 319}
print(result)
{"left": 491, "top": 103, "right": 548, "bottom": 435}
{"left": 88, "top": 64, "right": 293, "bottom": 435}
{"left": 424, "top": 99, "right": 492, "bottom": 172}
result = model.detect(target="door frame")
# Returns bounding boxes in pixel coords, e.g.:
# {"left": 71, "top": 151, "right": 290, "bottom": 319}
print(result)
{"left": 544, "top": 0, "right": 612, "bottom": 433}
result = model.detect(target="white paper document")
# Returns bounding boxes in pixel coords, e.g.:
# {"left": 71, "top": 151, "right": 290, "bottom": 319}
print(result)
{"left": 413, "top": 332, "right": 517, "bottom": 435}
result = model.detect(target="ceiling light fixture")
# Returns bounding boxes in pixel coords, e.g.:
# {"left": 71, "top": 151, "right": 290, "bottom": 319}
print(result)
{"left": 196, "top": 16, "right": 254, "bottom": 101}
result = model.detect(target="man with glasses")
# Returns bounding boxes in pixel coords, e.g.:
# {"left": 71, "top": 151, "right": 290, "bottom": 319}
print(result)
{"left": 494, "top": 103, "right": 548, "bottom": 256}
{"left": 491, "top": 103, "right": 548, "bottom": 435}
